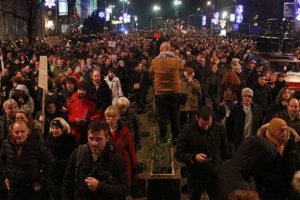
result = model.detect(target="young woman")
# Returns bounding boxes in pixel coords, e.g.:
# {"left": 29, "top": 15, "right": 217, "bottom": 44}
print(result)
{"left": 46, "top": 118, "right": 77, "bottom": 200}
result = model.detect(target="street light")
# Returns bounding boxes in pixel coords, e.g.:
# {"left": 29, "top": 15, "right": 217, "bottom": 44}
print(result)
{"left": 222, "top": 11, "right": 228, "bottom": 19}
{"left": 153, "top": 5, "right": 161, "bottom": 29}
{"left": 173, "top": 0, "right": 182, "bottom": 18}
{"left": 206, "top": 0, "right": 212, "bottom": 6}
{"left": 120, "top": 0, "right": 130, "bottom": 14}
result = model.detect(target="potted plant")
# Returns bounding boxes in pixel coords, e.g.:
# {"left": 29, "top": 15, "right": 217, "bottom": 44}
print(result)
{"left": 145, "top": 131, "right": 181, "bottom": 200}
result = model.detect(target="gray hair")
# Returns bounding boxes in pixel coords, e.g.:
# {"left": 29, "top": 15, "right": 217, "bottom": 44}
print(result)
{"left": 3, "top": 99, "right": 18, "bottom": 109}
{"left": 116, "top": 97, "right": 130, "bottom": 110}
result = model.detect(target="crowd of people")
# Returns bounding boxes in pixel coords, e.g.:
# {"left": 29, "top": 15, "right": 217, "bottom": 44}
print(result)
{"left": 0, "top": 30, "right": 300, "bottom": 200}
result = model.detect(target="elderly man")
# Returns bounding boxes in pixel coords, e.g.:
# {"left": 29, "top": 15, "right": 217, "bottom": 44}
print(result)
{"left": 226, "top": 88, "right": 263, "bottom": 150}
{"left": 222, "top": 118, "right": 300, "bottom": 200}
{"left": 149, "top": 41, "right": 184, "bottom": 143}
{"left": 0, "top": 99, "right": 18, "bottom": 144}
{"left": 62, "top": 121, "right": 129, "bottom": 200}
{"left": 0, "top": 120, "right": 55, "bottom": 200}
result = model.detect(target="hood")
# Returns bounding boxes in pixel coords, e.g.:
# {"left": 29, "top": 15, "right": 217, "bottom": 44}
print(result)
{"left": 15, "top": 84, "right": 29, "bottom": 95}
{"left": 257, "top": 122, "right": 299, "bottom": 140}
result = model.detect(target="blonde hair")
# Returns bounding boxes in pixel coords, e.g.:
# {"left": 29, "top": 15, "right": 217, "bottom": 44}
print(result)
{"left": 116, "top": 97, "right": 130, "bottom": 110}
{"left": 104, "top": 106, "right": 120, "bottom": 118}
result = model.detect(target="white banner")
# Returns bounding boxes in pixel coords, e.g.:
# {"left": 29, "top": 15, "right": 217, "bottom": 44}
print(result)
{"left": 38, "top": 56, "right": 48, "bottom": 91}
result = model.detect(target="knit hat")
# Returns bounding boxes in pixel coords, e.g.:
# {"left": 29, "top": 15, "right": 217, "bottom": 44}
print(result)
{"left": 268, "top": 118, "right": 287, "bottom": 135}
{"left": 50, "top": 117, "right": 71, "bottom": 134}
{"left": 241, "top": 87, "right": 253, "bottom": 97}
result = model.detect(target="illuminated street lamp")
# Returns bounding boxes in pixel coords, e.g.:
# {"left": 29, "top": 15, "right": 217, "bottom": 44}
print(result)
{"left": 153, "top": 5, "right": 161, "bottom": 29}
{"left": 222, "top": 11, "right": 228, "bottom": 19}
{"left": 173, "top": 0, "right": 182, "bottom": 18}
{"left": 120, "top": 0, "right": 130, "bottom": 14}
{"left": 207, "top": 0, "right": 212, "bottom": 6}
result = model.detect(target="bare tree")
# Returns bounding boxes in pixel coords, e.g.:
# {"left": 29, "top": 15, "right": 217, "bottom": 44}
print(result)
{"left": 0, "top": 0, "right": 45, "bottom": 45}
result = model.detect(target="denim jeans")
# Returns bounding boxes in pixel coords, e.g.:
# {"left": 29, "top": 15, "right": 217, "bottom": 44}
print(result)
{"left": 155, "top": 93, "right": 180, "bottom": 141}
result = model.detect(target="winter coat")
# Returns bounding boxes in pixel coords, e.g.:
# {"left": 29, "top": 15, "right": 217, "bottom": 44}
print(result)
{"left": 46, "top": 133, "right": 77, "bottom": 198}
{"left": 176, "top": 120, "right": 230, "bottom": 179}
{"left": 109, "top": 121, "right": 137, "bottom": 185}
{"left": 119, "top": 108, "right": 140, "bottom": 150}
{"left": 203, "top": 72, "right": 222, "bottom": 105}
{"left": 104, "top": 76, "right": 123, "bottom": 105}
{"left": 65, "top": 93, "right": 102, "bottom": 139}
{"left": 274, "top": 110, "right": 300, "bottom": 134}
{"left": 222, "top": 129, "right": 300, "bottom": 200}
{"left": 180, "top": 77, "right": 201, "bottom": 111}
{"left": 131, "top": 71, "right": 149, "bottom": 91}
{"left": 89, "top": 81, "right": 112, "bottom": 113}
{"left": 0, "top": 134, "right": 55, "bottom": 195}
{"left": 149, "top": 51, "right": 184, "bottom": 94}
{"left": 226, "top": 102, "right": 263, "bottom": 148}
{"left": 252, "top": 83, "right": 273, "bottom": 115}
{"left": 9, "top": 84, "right": 34, "bottom": 115}
{"left": 62, "top": 143, "right": 129, "bottom": 200}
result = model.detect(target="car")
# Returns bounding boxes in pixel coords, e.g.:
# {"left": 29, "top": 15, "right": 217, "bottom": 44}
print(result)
{"left": 264, "top": 54, "right": 300, "bottom": 97}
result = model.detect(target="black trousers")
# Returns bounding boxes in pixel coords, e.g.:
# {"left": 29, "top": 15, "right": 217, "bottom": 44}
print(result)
{"left": 155, "top": 93, "right": 180, "bottom": 141}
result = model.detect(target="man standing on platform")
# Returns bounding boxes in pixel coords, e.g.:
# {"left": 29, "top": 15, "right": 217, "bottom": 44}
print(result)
{"left": 149, "top": 41, "right": 184, "bottom": 143}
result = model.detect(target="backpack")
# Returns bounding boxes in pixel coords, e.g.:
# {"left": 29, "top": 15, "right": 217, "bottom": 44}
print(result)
{"left": 75, "top": 144, "right": 87, "bottom": 183}
{"left": 223, "top": 87, "right": 235, "bottom": 102}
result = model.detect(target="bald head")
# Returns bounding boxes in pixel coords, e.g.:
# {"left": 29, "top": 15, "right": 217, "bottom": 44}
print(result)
{"left": 160, "top": 42, "right": 171, "bottom": 52}
{"left": 288, "top": 98, "right": 300, "bottom": 117}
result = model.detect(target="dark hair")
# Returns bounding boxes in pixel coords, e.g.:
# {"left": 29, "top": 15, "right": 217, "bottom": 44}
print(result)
{"left": 88, "top": 120, "right": 109, "bottom": 136}
{"left": 228, "top": 189, "right": 260, "bottom": 200}
{"left": 77, "top": 80, "right": 90, "bottom": 91}
{"left": 196, "top": 106, "right": 213, "bottom": 120}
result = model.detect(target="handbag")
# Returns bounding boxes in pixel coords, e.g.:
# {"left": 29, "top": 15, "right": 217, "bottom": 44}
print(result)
{"left": 133, "top": 73, "right": 144, "bottom": 90}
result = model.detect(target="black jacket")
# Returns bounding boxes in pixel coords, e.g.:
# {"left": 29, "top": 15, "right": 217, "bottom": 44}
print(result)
{"left": 0, "top": 134, "right": 55, "bottom": 192}
{"left": 175, "top": 120, "right": 230, "bottom": 179}
{"left": 62, "top": 143, "right": 129, "bottom": 200}
{"left": 226, "top": 102, "right": 263, "bottom": 148}
{"left": 89, "top": 81, "right": 112, "bottom": 113}
{"left": 222, "top": 135, "right": 300, "bottom": 200}
{"left": 252, "top": 83, "right": 273, "bottom": 114}
{"left": 46, "top": 133, "right": 77, "bottom": 198}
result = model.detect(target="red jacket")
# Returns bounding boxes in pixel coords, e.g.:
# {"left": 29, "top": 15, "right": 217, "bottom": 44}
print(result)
{"left": 65, "top": 93, "right": 102, "bottom": 139}
{"left": 109, "top": 121, "right": 137, "bottom": 185}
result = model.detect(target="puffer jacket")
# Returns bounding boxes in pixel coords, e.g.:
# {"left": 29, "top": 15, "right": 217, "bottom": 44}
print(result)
{"left": 0, "top": 134, "right": 55, "bottom": 192}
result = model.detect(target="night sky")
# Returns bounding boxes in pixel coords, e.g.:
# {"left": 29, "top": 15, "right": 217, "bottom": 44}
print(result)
{"left": 108, "top": 0, "right": 285, "bottom": 27}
